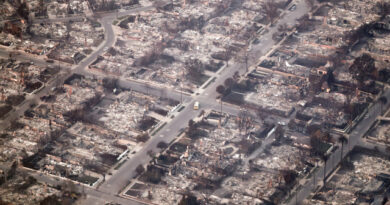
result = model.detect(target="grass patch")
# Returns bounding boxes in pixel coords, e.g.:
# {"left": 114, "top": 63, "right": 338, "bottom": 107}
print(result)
{"left": 114, "top": 159, "right": 127, "bottom": 170}
{"left": 112, "top": 20, "right": 118, "bottom": 25}
{"left": 202, "top": 77, "right": 216, "bottom": 89}
{"left": 151, "top": 122, "right": 167, "bottom": 136}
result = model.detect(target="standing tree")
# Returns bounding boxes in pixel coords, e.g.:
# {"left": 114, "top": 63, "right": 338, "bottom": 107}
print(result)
{"left": 224, "top": 78, "right": 235, "bottom": 89}
{"left": 235, "top": 44, "right": 252, "bottom": 72}
{"left": 237, "top": 109, "right": 254, "bottom": 136}
{"left": 296, "top": 14, "right": 312, "bottom": 32}
{"left": 223, "top": 49, "right": 233, "bottom": 67}
{"left": 349, "top": 53, "right": 377, "bottom": 82}
{"left": 136, "top": 164, "right": 145, "bottom": 175}
{"left": 186, "top": 58, "right": 204, "bottom": 81}
{"left": 102, "top": 77, "right": 118, "bottom": 92}
{"left": 274, "top": 125, "right": 285, "bottom": 142}
{"left": 281, "top": 170, "right": 298, "bottom": 186}
{"left": 216, "top": 85, "right": 226, "bottom": 95}
{"left": 263, "top": 1, "right": 279, "bottom": 24}
{"left": 38, "top": 0, "right": 46, "bottom": 17}
{"left": 157, "top": 141, "right": 168, "bottom": 149}
{"left": 278, "top": 23, "right": 289, "bottom": 33}
{"left": 16, "top": 1, "right": 30, "bottom": 20}
{"left": 256, "top": 108, "right": 267, "bottom": 121}
{"left": 233, "top": 71, "right": 240, "bottom": 81}
{"left": 376, "top": 2, "right": 390, "bottom": 18}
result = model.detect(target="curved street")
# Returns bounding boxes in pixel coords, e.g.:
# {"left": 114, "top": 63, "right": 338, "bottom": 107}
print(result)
{"left": 2, "top": 1, "right": 388, "bottom": 205}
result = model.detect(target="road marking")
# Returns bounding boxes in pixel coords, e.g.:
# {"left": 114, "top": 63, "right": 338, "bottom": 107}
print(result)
{"left": 166, "top": 128, "right": 171, "bottom": 132}
{"left": 159, "top": 134, "right": 164, "bottom": 138}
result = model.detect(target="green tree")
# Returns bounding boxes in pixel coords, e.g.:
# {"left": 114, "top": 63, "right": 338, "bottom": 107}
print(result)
{"left": 157, "top": 141, "right": 168, "bottom": 149}
{"left": 135, "top": 164, "right": 145, "bottom": 175}
{"left": 216, "top": 85, "right": 226, "bottom": 95}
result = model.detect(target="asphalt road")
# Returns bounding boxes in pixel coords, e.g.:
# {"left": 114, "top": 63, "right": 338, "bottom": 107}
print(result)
{"left": 98, "top": 0, "right": 310, "bottom": 195}
{"left": 288, "top": 88, "right": 390, "bottom": 205}
{"left": 2, "top": 1, "right": 387, "bottom": 204}
{"left": 0, "top": 1, "right": 324, "bottom": 204}
{"left": 0, "top": 50, "right": 71, "bottom": 130}
{"left": 23, "top": 168, "right": 143, "bottom": 205}
{"left": 0, "top": 5, "right": 155, "bottom": 205}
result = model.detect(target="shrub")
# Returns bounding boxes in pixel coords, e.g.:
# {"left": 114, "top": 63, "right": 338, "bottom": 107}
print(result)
{"left": 135, "top": 164, "right": 145, "bottom": 175}
{"left": 136, "top": 133, "right": 150, "bottom": 143}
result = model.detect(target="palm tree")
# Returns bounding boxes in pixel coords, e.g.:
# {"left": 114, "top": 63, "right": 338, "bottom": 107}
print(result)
{"left": 338, "top": 136, "right": 348, "bottom": 162}
{"left": 322, "top": 154, "right": 329, "bottom": 184}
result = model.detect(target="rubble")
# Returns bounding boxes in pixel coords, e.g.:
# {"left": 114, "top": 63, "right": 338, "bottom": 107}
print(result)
{"left": 306, "top": 150, "right": 390, "bottom": 205}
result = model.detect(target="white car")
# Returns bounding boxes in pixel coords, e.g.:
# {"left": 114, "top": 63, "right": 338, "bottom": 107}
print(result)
{"left": 289, "top": 4, "right": 297, "bottom": 11}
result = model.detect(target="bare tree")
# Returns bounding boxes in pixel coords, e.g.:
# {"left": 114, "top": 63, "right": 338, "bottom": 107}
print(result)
{"left": 237, "top": 109, "right": 254, "bottom": 136}
{"left": 376, "top": 1, "right": 390, "bottom": 17}
{"left": 186, "top": 58, "right": 205, "bottom": 80}
{"left": 263, "top": 1, "right": 279, "bottom": 24}
{"left": 296, "top": 14, "right": 312, "bottom": 32}
{"left": 222, "top": 48, "right": 234, "bottom": 67}
{"left": 278, "top": 23, "right": 290, "bottom": 33}
{"left": 235, "top": 44, "right": 252, "bottom": 72}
